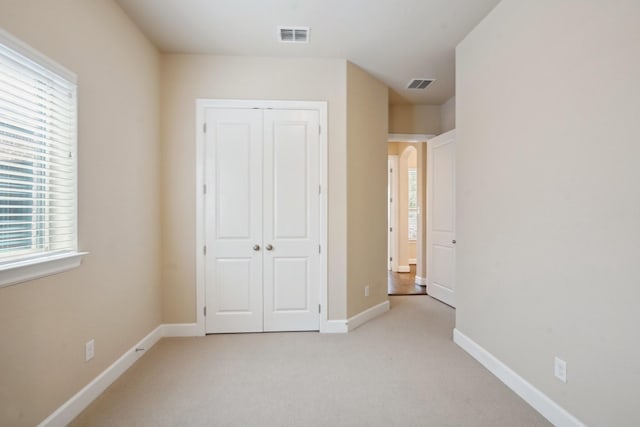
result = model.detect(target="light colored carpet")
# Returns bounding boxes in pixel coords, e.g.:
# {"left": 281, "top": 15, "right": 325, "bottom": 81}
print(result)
{"left": 70, "top": 296, "right": 550, "bottom": 427}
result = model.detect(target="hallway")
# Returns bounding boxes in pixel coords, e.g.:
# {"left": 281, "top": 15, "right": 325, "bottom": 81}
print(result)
{"left": 388, "top": 265, "right": 427, "bottom": 295}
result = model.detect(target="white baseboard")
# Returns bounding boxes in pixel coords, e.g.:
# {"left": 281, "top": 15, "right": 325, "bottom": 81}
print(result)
{"left": 162, "top": 323, "right": 200, "bottom": 337}
{"left": 347, "top": 300, "right": 390, "bottom": 331}
{"left": 37, "top": 325, "right": 164, "bottom": 427}
{"left": 397, "top": 265, "right": 411, "bottom": 273}
{"left": 321, "top": 319, "right": 348, "bottom": 333}
{"left": 453, "top": 329, "right": 586, "bottom": 427}
{"left": 408, "top": 258, "right": 417, "bottom": 265}
{"left": 415, "top": 275, "right": 427, "bottom": 286}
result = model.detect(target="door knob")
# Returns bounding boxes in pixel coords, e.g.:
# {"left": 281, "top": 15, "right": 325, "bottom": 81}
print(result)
{"left": 452, "top": 240, "right": 456, "bottom": 244}
{"left": 265, "top": 244, "right": 274, "bottom": 251}
{"left": 253, "top": 244, "right": 260, "bottom": 251}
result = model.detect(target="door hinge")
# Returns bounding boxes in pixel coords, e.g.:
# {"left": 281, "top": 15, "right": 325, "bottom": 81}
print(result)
{"left": 318, "top": 125, "right": 321, "bottom": 135}
{"left": 203, "top": 184, "right": 207, "bottom": 195}
{"left": 318, "top": 304, "right": 321, "bottom": 313}
{"left": 203, "top": 123, "right": 207, "bottom": 133}
{"left": 390, "top": 197, "right": 393, "bottom": 203}
{"left": 203, "top": 245, "right": 207, "bottom": 255}
{"left": 204, "top": 306, "right": 207, "bottom": 316}
{"left": 318, "top": 185, "right": 321, "bottom": 195}
{"left": 390, "top": 257, "right": 393, "bottom": 262}
{"left": 318, "top": 245, "right": 321, "bottom": 254}
{"left": 390, "top": 168, "right": 393, "bottom": 173}
{"left": 389, "top": 227, "right": 393, "bottom": 232}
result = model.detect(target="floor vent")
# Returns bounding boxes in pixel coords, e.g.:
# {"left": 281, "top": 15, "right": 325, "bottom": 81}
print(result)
{"left": 278, "top": 26, "right": 310, "bottom": 43}
{"left": 407, "top": 79, "right": 435, "bottom": 89}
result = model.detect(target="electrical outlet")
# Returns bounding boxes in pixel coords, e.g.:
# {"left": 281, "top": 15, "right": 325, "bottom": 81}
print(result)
{"left": 364, "top": 285, "right": 370, "bottom": 297}
{"left": 85, "top": 339, "right": 95, "bottom": 362}
{"left": 554, "top": 356, "right": 567, "bottom": 383}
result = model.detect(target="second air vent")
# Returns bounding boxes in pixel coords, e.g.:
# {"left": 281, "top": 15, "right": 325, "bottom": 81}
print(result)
{"left": 407, "top": 79, "right": 435, "bottom": 89}
{"left": 278, "top": 27, "right": 310, "bottom": 43}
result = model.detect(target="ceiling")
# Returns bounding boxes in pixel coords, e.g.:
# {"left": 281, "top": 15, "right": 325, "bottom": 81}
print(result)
{"left": 115, "top": 0, "right": 501, "bottom": 105}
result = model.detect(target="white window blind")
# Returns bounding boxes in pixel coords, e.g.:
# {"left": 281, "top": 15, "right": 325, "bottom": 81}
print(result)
{"left": 0, "top": 30, "right": 78, "bottom": 265}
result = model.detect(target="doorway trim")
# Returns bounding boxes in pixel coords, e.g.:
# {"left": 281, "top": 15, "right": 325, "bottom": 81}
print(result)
{"left": 387, "top": 133, "right": 434, "bottom": 284}
{"left": 195, "top": 99, "right": 328, "bottom": 335}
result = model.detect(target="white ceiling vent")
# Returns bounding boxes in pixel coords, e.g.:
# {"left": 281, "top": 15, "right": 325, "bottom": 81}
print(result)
{"left": 407, "top": 79, "right": 435, "bottom": 89}
{"left": 278, "top": 26, "right": 310, "bottom": 43}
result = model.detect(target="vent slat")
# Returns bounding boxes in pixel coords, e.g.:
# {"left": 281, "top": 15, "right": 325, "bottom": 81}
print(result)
{"left": 278, "top": 27, "right": 310, "bottom": 43}
{"left": 407, "top": 79, "right": 435, "bottom": 90}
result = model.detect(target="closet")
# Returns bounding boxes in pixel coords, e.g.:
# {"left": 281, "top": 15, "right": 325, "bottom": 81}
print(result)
{"left": 201, "top": 102, "right": 323, "bottom": 333}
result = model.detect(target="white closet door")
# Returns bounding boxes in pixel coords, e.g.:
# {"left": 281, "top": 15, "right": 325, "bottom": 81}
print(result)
{"left": 205, "top": 108, "right": 264, "bottom": 333}
{"left": 262, "top": 109, "right": 320, "bottom": 331}
{"left": 426, "top": 130, "right": 456, "bottom": 307}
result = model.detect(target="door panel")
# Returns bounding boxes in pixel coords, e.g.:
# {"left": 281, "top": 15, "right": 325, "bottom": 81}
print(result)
{"left": 272, "top": 258, "right": 309, "bottom": 310}
{"left": 215, "top": 125, "right": 252, "bottom": 239}
{"left": 427, "top": 130, "right": 456, "bottom": 307}
{"left": 205, "top": 108, "right": 263, "bottom": 333}
{"left": 272, "top": 123, "right": 308, "bottom": 239}
{"left": 263, "top": 109, "right": 320, "bottom": 332}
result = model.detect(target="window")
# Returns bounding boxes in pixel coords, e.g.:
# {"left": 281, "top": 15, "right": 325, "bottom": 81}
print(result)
{"left": 408, "top": 168, "right": 418, "bottom": 241}
{"left": 0, "top": 29, "right": 83, "bottom": 287}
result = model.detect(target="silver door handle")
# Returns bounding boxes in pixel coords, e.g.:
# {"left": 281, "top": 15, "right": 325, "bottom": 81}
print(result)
{"left": 265, "top": 244, "right": 273, "bottom": 251}
{"left": 253, "top": 244, "right": 260, "bottom": 251}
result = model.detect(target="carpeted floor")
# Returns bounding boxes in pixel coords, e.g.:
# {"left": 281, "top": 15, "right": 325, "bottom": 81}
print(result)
{"left": 70, "top": 296, "right": 550, "bottom": 427}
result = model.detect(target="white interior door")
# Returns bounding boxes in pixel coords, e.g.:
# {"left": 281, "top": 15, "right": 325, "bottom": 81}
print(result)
{"left": 426, "top": 130, "right": 456, "bottom": 307}
{"left": 205, "top": 108, "right": 264, "bottom": 333}
{"left": 263, "top": 109, "right": 320, "bottom": 331}
{"left": 204, "top": 106, "right": 320, "bottom": 333}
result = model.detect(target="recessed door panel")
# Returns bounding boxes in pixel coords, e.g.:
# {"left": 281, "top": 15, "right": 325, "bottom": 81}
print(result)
{"left": 215, "top": 258, "right": 252, "bottom": 312}
{"left": 272, "top": 258, "right": 309, "bottom": 311}
{"left": 432, "top": 245, "right": 453, "bottom": 290}
{"left": 433, "top": 143, "right": 454, "bottom": 233}
{"left": 216, "top": 124, "right": 251, "bottom": 239}
{"left": 273, "top": 124, "right": 308, "bottom": 239}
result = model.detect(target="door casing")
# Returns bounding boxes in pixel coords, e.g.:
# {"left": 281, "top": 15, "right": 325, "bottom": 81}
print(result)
{"left": 195, "top": 99, "right": 328, "bottom": 334}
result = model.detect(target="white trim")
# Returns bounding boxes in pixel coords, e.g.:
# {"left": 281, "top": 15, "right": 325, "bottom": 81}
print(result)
{"left": 321, "top": 319, "right": 348, "bottom": 333}
{"left": 397, "top": 265, "right": 411, "bottom": 273}
{"left": 195, "top": 99, "right": 328, "bottom": 335}
{"left": 388, "top": 155, "right": 399, "bottom": 272}
{"left": 388, "top": 133, "right": 435, "bottom": 143}
{"left": 37, "top": 326, "right": 164, "bottom": 427}
{"left": 408, "top": 258, "right": 417, "bottom": 265}
{"left": 453, "top": 329, "right": 586, "bottom": 427}
{"left": 162, "top": 323, "right": 199, "bottom": 337}
{"left": 415, "top": 275, "right": 427, "bottom": 286}
{"left": 0, "top": 252, "right": 88, "bottom": 289}
{"left": 0, "top": 28, "right": 76, "bottom": 83}
{"left": 347, "top": 300, "right": 390, "bottom": 331}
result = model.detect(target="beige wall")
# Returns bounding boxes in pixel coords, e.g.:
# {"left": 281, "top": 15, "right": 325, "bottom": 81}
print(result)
{"left": 0, "top": 1, "right": 162, "bottom": 426}
{"left": 456, "top": 1, "right": 640, "bottom": 425}
{"left": 346, "top": 62, "right": 389, "bottom": 317}
{"left": 389, "top": 104, "right": 441, "bottom": 135}
{"left": 161, "top": 55, "right": 349, "bottom": 321}
{"left": 440, "top": 96, "right": 456, "bottom": 133}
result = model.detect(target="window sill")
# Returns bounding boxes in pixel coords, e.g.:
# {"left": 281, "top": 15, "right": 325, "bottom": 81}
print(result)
{"left": 0, "top": 251, "right": 88, "bottom": 289}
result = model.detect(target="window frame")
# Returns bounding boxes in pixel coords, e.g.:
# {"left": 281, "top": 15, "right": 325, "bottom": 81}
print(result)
{"left": 0, "top": 29, "right": 86, "bottom": 288}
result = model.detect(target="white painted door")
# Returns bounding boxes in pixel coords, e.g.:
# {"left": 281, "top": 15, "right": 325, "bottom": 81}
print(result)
{"left": 263, "top": 110, "right": 320, "bottom": 331}
{"left": 205, "top": 107, "right": 320, "bottom": 333}
{"left": 426, "top": 130, "right": 456, "bottom": 307}
{"left": 205, "top": 108, "right": 264, "bottom": 333}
